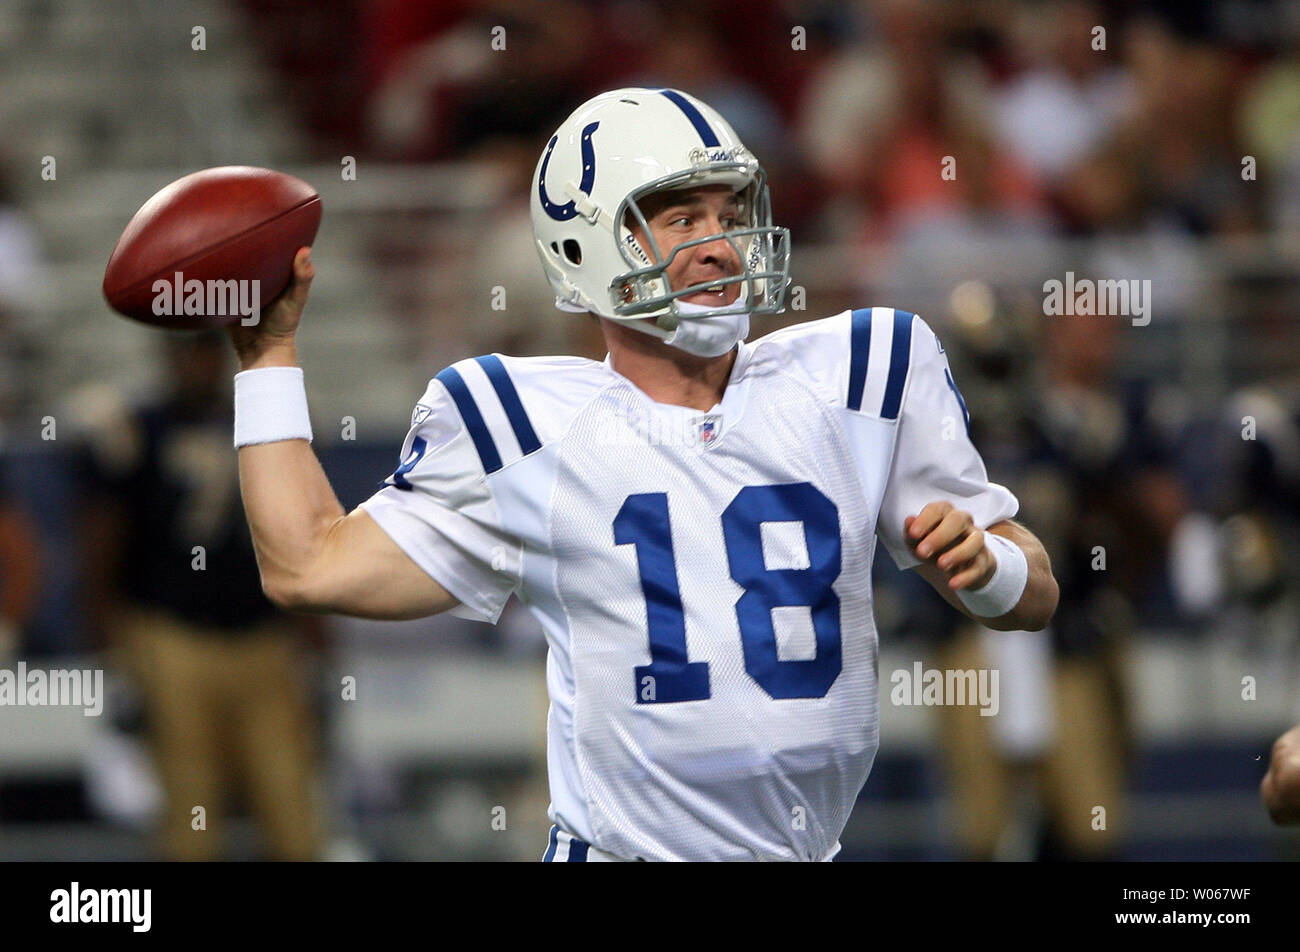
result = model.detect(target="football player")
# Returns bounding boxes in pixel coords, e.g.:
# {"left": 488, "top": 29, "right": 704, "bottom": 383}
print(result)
{"left": 228, "top": 88, "right": 1059, "bottom": 861}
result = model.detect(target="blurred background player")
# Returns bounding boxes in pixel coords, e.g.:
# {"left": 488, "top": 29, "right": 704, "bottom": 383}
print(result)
{"left": 74, "top": 332, "right": 325, "bottom": 861}
{"left": 0, "top": 162, "right": 45, "bottom": 670}
{"left": 0, "top": 444, "right": 41, "bottom": 669}
{"left": 1216, "top": 317, "right": 1300, "bottom": 848}
{"left": 924, "top": 302, "right": 1189, "bottom": 860}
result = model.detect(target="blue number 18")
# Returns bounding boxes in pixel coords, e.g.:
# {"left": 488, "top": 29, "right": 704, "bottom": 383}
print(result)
{"left": 614, "top": 482, "right": 843, "bottom": 704}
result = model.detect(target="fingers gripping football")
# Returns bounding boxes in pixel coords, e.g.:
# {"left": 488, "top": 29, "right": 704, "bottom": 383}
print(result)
{"left": 904, "top": 501, "right": 997, "bottom": 591}
{"left": 227, "top": 246, "right": 314, "bottom": 361}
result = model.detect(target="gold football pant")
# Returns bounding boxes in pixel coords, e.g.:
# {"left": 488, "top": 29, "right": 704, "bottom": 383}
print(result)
{"left": 119, "top": 607, "right": 323, "bottom": 861}
{"left": 934, "top": 628, "right": 1127, "bottom": 859}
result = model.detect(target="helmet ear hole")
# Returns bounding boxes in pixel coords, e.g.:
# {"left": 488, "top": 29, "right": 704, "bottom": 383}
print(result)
{"left": 562, "top": 239, "right": 582, "bottom": 265}
{"left": 549, "top": 242, "right": 560, "bottom": 256}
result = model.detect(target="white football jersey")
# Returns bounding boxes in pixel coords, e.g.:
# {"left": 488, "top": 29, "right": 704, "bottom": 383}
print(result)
{"left": 360, "top": 307, "right": 1018, "bottom": 861}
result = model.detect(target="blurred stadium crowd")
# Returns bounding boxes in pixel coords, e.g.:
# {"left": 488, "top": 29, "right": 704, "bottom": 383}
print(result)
{"left": 288, "top": 0, "right": 1300, "bottom": 238}
{"left": 0, "top": 0, "right": 1298, "bottom": 860}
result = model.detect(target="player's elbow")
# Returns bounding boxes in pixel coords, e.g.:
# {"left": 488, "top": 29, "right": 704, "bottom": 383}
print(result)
{"left": 1022, "top": 573, "right": 1060, "bottom": 631}
{"left": 262, "top": 571, "right": 327, "bottom": 614}
{"left": 262, "top": 561, "right": 458, "bottom": 620}
{"left": 261, "top": 574, "right": 301, "bottom": 612}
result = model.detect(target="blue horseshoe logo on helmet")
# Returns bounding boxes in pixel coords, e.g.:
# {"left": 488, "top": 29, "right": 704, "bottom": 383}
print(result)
{"left": 538, "top": 121, "right": 599, "bottom": 221}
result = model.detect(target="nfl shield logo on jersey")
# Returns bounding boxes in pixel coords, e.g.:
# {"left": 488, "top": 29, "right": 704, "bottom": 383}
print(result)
{"left": 694, "top": 414, "right": 721, "bottom": 445}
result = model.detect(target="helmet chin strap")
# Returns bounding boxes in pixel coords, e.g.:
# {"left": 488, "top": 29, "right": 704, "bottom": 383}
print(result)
{"left": 633, "top": 297, "right": 751, "bottom": 358}
{"left": 671, "top": 297, "right": 750, "bottom": 318}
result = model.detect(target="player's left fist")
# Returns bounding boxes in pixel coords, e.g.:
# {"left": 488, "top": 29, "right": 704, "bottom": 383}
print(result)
{"left": 904, "top": 501, "right": 996, "bottom": 591}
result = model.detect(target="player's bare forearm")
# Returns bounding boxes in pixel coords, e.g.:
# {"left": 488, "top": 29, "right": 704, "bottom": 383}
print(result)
{"left": 237, "top": 439, "right": 458, "bottom": 619}
{"left": 230, "top": 250, "right": 458, "bottom": 620}
{"left": 1262, "top": 725, "right": 1300, "bottom": 825}
{"left": 908, "top": 504, "right": 1058, "bottom": 632}
{"left": 236, "top": 436, "right": 346, "bottom": 607}
{"left": 229, "top": 252, "right": 346, "bottom": 608}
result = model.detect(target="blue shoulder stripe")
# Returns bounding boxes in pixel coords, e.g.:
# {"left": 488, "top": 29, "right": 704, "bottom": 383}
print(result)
{"left": 658, "top": 89, "right": 720, "bottom": 148}
{"left": 847, "top": 308, "right": 872, "bottom": 412}
{"left": 435, "top": 366, "right": 503, "bottom": 474}
{"left": 542, "top": 825, "right": 558, "bottom": 863}
{"left": 475, "top": 355, "right": 541, "bottom": 456}
{"left": 880, "top": 310, "right": 914, "bottom": 420}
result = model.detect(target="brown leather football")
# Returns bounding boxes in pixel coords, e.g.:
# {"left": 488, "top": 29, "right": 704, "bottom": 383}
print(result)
{"left": 103, "top": 166, "right": 321, "bottom": 328}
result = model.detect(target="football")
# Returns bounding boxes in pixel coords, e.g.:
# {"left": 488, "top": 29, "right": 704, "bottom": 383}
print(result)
{"left": 102, "top": 166, "right": 321, "bottom": 328}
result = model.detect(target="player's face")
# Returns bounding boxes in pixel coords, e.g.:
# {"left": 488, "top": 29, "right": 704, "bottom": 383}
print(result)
{"left": 631, "top": 185, "right": 745, "bottom": 307}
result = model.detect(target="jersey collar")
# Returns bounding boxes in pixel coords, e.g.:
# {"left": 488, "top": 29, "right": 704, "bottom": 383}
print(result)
{"left": 601, "top": 338, "right": 751, "bottom": 413}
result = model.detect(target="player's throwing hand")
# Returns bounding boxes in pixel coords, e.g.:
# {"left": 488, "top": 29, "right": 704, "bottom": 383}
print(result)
{"left": 905, "top": 501, "right": 996, "bottom": 591}
{"left": 228, "top": 246, "right": 314, "bottom": 368}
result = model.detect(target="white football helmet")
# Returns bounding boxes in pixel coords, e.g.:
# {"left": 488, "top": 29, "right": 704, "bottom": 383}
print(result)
{"left": 530, "top": 87, "right": 790, "bottom": 337}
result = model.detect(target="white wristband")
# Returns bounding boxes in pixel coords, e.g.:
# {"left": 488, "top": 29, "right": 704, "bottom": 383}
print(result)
{"left": 956, "top": 531, "right": 1028, "bottom": 619}
{"left": 233, "top": 366, "right": 313, "bottom": 448}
